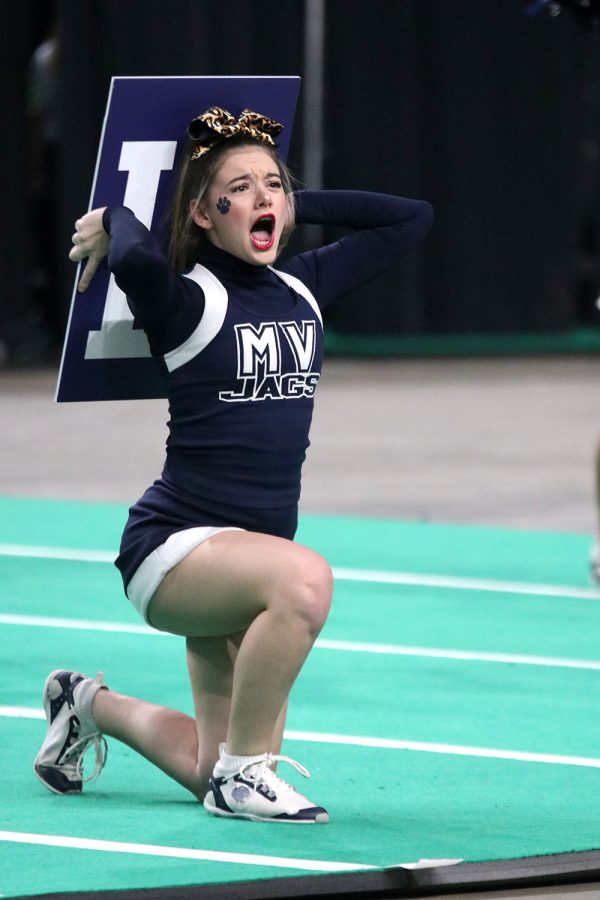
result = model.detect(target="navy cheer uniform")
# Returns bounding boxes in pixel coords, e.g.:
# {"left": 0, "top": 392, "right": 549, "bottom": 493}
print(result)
{"left": 104, "top": 190, "right": 433, "bottom": 597}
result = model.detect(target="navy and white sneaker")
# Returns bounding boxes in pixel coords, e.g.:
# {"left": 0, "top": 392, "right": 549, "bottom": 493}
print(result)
{"left": 34, "top": 669, "right": 108, "bottom": 795}
{"left": 203, "top": 749, "right": 329, "bottom": 823}
{"left": 591, "top": 543, "right": 600, "bottom": 587}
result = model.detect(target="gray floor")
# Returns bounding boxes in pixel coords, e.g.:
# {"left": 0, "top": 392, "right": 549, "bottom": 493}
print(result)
{"left": 2, "top": 354, "right": 599, "bottom": 534}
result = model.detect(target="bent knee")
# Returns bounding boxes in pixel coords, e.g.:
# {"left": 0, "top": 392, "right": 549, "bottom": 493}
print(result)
{"left": 286, "top": 552, "right": 333, "bottom": 634}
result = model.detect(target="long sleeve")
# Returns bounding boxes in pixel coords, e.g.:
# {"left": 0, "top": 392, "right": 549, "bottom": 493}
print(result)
{"left": 282, "top": 190, "right": 433, "bottom": 309}
{"left": 102, "top": 206, "right": 205, "bottom": 353}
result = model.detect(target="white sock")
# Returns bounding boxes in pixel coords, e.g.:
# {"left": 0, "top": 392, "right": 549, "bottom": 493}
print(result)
{"left": 75, "top": 672, "right": 107, "bottom": 735}
{"left": 213, "top": 745, "right": 268, "bottom": 777}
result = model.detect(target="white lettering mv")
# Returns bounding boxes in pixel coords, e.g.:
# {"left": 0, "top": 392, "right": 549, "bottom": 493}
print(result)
{"left": 220, "top": 321, "right": 320, "bottom": 402}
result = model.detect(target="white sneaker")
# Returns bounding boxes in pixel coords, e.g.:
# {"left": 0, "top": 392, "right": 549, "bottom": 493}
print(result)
{"left": 33, "top": 669, "right": 108, "bottom": 794}
{"left": 204, "top": 750, "right": 329, "bottom": 823}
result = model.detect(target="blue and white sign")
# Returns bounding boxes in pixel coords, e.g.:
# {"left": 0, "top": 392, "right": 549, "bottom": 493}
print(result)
{"left": 56, "top": 76, "right": 301, "bottom": 402}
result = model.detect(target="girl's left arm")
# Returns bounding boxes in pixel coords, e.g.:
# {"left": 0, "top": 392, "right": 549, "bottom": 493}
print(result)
{"left": 282, "top": 190, "right": 433, "bottom": 308}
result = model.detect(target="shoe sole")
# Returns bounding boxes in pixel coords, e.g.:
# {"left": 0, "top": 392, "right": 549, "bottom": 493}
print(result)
{"left": 33, "top": 669, "right": 84, "bottom": 795}
{"left": 203, "top": 797, "right": 329, "bottom": 824}
{"left": 33, "top": 762, "right": 82, "bottom": 795}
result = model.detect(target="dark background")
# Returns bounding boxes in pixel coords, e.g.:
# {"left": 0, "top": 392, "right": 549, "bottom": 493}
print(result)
{"left": 3, "top": 0, "right": 600, "bottom": 365}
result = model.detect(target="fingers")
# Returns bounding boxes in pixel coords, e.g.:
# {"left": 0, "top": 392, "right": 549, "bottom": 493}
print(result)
{"left": 69, "top": 209, "right": 109, "bottom": 290}
{"left": 68, "top": 235, "right": 84, "bottom": 263}
{"left": 71, "top": 223, "right": 90, "bottom": 255}
{"left": 69, "top": 228, "right": 88, "bottom": 267}
{"left": 71, "top": 220, "right": 87, "bottom": 250}
{"left": 77, "top": 256, "right": 100, "bottom": 293}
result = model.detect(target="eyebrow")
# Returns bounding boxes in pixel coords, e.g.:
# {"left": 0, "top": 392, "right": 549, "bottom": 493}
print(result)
{"left": 226, "top": 172, "right": 281, "bottom": 187}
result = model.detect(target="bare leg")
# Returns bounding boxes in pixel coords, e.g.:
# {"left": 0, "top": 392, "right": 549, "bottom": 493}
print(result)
{"left": 185, "top": 632, "right": 239, "bottom": 788}
{"left": 92, "top": 688, "right": 206, "bottom": 798}
{"left": 91, "top": 532, "right": 331, "bottom": 795}
{"left": 148, "top": 531, "right": 333, "bottom": 757}
{"left": 270, "top": 698, "right": 289, "bottom": 757}
{"left": 92, "top": 633, "right": 282, "bottom": 799}
{"left": 186, "top": 634, "right": 289, "bottom": 783}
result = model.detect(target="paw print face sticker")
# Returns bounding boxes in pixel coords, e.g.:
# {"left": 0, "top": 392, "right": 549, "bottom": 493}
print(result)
{"left": 216, "top": 196, "right": 231, "bottom": 215}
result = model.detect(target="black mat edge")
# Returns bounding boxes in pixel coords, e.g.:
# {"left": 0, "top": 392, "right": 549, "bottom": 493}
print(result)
{"left": 7, "top": 847, "right": 600, "bottom": 899}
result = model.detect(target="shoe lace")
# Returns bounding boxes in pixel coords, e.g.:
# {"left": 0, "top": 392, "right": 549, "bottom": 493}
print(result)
{"left": 62, "top": 733, "right": 108, "bottom": 784}
{"left": 238, "top": 753, "right": 310, "bottom": 795}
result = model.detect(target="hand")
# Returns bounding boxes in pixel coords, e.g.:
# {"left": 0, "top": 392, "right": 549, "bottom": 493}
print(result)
{"left": 69, "top": 207, "right": 109, "bottom": 292}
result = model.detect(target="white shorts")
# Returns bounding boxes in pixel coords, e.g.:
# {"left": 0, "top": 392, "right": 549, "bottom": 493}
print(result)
{"left": 127, "top": 525, "right": 244, "bottom": 624}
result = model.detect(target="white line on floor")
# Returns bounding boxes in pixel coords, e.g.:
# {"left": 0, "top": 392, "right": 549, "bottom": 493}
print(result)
{"left": 0, "top": 707, "right": 44, "bottom": 718}
{"left": 2, "top": 542, "right": 599, "bottom": 600}
{"left": 333, "top": 566, "right": 600, "bottom": 600}
{"left": 0, "top": 544, "right": 115, "bottom": 563}
{"left": 315, "top": 638, "right": 600, "bottom": 671}
{"left": 5, "top": 707, "right": 600, "bottom": 769}
{"left": 0, "top": 830, "right": 375, "bottom": 872}
{"left": 2, "top": 613, "right": 600, "bottom": 672}
{"left": 0, "top": 613, "right": 155, "bottom": 635}
{"left": 285, "top": 731, "right": 600, "bottom": 768}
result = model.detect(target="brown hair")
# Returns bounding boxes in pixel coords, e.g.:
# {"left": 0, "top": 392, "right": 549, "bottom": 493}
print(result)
{"left": 167, "top": 133, "right": 295, "bottom": 272}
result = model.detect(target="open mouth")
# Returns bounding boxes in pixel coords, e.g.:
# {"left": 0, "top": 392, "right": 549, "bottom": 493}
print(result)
{"left": 250, "top": 214, "right": 276, "bottom": 251}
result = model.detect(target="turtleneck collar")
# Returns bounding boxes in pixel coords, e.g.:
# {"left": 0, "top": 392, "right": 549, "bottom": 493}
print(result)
{"left": 196, "top": 241, "right": 273, "bottom": 283}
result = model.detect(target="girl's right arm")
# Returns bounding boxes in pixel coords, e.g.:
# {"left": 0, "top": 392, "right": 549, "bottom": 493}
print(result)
{"left": 70, "top": 206, "right": 205, "bottom": 347}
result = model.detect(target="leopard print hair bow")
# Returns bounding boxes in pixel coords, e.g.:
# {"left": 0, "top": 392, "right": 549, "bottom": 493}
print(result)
{"left": 188, "top": 107, "right": 284, "bottom": 160}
